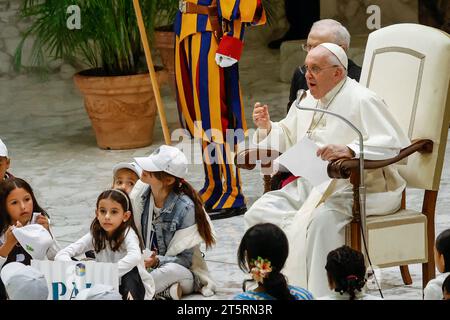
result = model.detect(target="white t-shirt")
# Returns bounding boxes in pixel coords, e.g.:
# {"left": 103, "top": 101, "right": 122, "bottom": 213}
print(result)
{"left": 55, "top": 227, "right": 142, "bottom": 277}
{"left": 424, "top": 272, "right": 450, "bottom": 300}
{"left": 145, "top": 194, "right": 161, "bottom": 249}
{"left": 55, "top": 227, "right": 155, "bottom": 299}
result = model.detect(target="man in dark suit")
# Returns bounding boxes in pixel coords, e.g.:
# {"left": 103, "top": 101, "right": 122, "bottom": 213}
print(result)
{"left": 287, "top": 19, "right": 362, "bottom": 112}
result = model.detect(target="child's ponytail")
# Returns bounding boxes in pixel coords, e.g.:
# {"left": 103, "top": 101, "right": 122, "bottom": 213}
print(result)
{"left": 344, "top": 275, "right": 366, "bottom": 300}
{"left": 262, "top": 269, "right": 295, "bottom": 300}
{"left": 175, "top": 179, "right": 215, "bottom": 249}
{"left": 325, "top": 245, "right": 367, "bottom": 300}
{"left": 238, "top": 223, "right": 296, "bottom": 300}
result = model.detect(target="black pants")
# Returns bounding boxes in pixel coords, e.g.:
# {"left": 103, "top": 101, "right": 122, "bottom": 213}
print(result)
{"left": 285, "top": 0, "right": 320, "bottom": 38}
{"left": 0, "top": 278, "right": 6, "bottom": 300}
{"left": 119, "top": 266, "right": 146, "bottom": 300}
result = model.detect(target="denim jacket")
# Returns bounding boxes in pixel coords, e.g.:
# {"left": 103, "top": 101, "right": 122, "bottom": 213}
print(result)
{"left": 140, "top": 187, "right": 196, "bottom": 269}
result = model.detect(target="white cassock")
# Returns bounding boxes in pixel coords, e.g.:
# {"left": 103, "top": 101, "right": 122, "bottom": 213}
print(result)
{"left": 245, "top": 77, "right": 411, "bottom": 297}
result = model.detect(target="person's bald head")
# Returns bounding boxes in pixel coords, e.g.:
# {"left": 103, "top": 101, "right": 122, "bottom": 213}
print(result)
{"left": 304, "top": 19, "right": 351, "bottom": 52}
{"left": 304, "top": 45, "right": 347, "bottom": 99}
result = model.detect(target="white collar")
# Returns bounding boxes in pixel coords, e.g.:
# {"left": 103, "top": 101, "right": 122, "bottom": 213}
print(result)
{"left": 319, "top": 77, "right": 347, "bottom": 105}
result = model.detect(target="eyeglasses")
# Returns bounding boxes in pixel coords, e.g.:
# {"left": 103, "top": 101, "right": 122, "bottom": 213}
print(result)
{"left": 303, "top": 64, "right": 339, "bottom": 76}
{"left": 301, "top": 43, "right": 312, "bottom": 52}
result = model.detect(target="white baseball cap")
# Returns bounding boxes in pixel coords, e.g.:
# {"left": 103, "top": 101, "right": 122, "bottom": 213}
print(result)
{"left": 0, "top": 138, "right": 8, "bottom": 157}
{"left": 12, "top": 224, "right": 53, "bottom": 260}
{"left": 134, "top": 145, "right": 188, "bottom": 179}
{"left": 112, "top": 162, "right": 142, "bottom": 178}
{"left": 0, "top": 262, "right": 49, "bottom": 300}
{"left": 318, "top": 42, "right": 348, "bottom": 70}
{"left": 75, "top": 284, "right": 122, "bottom": 300}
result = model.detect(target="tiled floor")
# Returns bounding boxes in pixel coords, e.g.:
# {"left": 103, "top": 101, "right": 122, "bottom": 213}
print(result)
{"left": 1, "top": 28, "right": 449, "bottom": 300}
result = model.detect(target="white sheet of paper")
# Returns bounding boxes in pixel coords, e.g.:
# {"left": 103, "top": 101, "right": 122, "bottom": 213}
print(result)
{"left": 274, "top": 137, "right": 330, "bottom": 187}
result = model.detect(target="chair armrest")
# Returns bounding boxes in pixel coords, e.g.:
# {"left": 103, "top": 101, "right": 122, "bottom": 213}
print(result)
{"left": 235, "top": 148, "right": 281, "bottom": 171}
{"left": 328, "top": 139, "right": 433, "bottom": 179}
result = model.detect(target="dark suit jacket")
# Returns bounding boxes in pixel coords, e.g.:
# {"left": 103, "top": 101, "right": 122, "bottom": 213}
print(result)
{"left": 287, "top": 59, "right": 362, "bottom": 112}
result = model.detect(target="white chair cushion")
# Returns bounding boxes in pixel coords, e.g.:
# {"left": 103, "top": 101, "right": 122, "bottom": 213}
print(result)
{"left": 366, "top": 209, "right": 427, "bottom": 267}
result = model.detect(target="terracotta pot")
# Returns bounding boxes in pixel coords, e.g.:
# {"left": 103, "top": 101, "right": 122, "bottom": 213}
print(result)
{"left": 154, "top": 29, "right": 176, "bottom": 93}
{"left": 73, "top": 71, "right": 162, "bottom": 150}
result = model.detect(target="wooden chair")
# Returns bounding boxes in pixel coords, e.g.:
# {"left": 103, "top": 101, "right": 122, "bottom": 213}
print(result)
{"left": 236, "top": 24, "right": 450, "bottom": 290}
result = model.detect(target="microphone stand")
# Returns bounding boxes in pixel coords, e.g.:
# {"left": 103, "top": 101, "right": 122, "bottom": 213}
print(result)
{"left": 294, "top": 89, "right": 367, "bottom": 250}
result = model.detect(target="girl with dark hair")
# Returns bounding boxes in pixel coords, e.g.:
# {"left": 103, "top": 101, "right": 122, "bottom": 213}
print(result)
{"left": 0, "top": 177, "right": 59, "bottom": 268}
{"left": 442, "top": 274, "right": 450, "bottom": 300}
{"left": 234, "top": 223, "right": 313, "bottom": 300}
{"left": 425, "top": 228, "right": 450, "bottom": 300}
{"left": 320, "top": 245, "right": 380, "bottom": 300}
{"left": 55, "top": 189, "right": 155, "bottom": 300}
{"left": 0, "top": 177, "right": 60, "bottom": 300}
{"left": 130, "top": 145, "right": 216, "bottom": 300}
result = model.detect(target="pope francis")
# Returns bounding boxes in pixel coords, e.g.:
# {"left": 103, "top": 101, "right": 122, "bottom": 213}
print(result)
{"left": 245, "top": 43, "right": 411, "bottom": 297}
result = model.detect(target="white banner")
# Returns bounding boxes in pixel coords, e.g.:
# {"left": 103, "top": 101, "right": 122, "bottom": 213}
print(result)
{"left": 31, "top": 260, "right": 119, "bottom": 300}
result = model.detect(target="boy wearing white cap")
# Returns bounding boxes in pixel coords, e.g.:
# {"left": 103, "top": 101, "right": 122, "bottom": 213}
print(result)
{"left": 0, "top": 138, "right": 12, "bottom": 181}
{"left": 130, "top": 145, "right": 217, "bottom": 299}
{"left": 112, "top": 162, "right": 142, "bottom": 194}
{"left": 249, "top": 43, "right": 410, "bottom": 297}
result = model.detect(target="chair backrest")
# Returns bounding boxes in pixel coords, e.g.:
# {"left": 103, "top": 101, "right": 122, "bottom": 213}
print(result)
{"left": 359, "top": 24, "right": 450, "bottom": 190}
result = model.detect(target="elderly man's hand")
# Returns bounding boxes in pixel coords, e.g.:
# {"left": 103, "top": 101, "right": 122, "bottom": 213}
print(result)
{"left": 317, "top": 144, "right": 355, "bottom": 161}
{"left": 253, "top": 102, "right": 271, "bottom": 131}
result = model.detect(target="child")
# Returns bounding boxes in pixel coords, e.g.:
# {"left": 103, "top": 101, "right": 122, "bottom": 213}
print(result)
{"left": 319, "top": 245, "right": 381, "bottom": 300}
{"left": 424, "top": 229, "right": 450, "bottom": 300}
{"left": 0, "top": 138, "right": 12, "bottom": 181}
{"left": 112, "top": 162, "right": 141, "bottom": 194}
{"left": 130, "top": 145, "right": 216, "bottom": 300}
{"left": 0, "top": 177, "right": 59, "bottom": 269}
{"left": 234, "top": 223, "right": 314, "bottom": 300}
{"left": 0, "top": 177, "right": 59, "bottom": 300}
{"left": 55, "top": 189, "right": 155, "bottom": 300}
{"left": 443, "top": 274, "right": 450, "bottom": 300}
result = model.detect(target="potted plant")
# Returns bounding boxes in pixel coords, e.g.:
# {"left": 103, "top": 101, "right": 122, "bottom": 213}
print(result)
{"left": 14, "top": 0, "right": 163, "bottom": 150}
{"left": 152, "top": 0, "right": 179, "bottom": 93}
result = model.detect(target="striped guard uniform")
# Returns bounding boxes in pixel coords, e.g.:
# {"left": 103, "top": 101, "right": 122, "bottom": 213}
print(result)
{"left": 174, "top": 0, "right": 266, "bottom": 210}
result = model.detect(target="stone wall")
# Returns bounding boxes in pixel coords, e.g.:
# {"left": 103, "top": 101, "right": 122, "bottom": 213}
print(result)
{"left": 1, "top": 0, "right": 421, "bottom": 80}
{"left": 244, "top": 0, "right": 289, "bottom": 45}
{"left": 0, "top": 0, "right": 23, "bottom": 76}
{"left": 321, "top": 0, "right": 418, "bottom": 35}
{"left": 0, "top": 0, "right": 173, "bottom": 80}
{"left": 278, "top": 0, "right": 420, "bottom": 83}
{"left": 0, "top": 0, "right": 80, "bottom": 79}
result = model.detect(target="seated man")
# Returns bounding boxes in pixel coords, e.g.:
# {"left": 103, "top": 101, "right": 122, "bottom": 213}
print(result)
{"left": 245, "top": 43, "right": 410, "bottom": 297}
{"left": 287, "top": 19, "right": 362, "bottom": 112}
{"left": 277, "top": 19, "right": 364, "bottom": 189}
